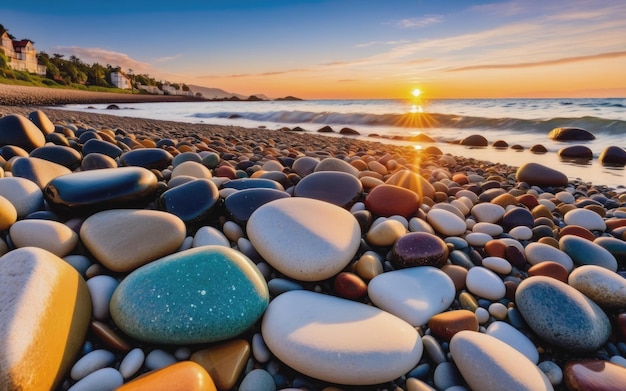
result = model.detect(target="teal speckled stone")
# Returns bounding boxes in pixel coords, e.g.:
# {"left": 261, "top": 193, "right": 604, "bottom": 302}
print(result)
{"left": 110, "top": 246, "right": 269, "bottom": 344}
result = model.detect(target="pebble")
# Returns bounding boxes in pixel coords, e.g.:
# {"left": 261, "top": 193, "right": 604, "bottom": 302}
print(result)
{"left": 239, "top": 369, "right": 276, "bottom": 391}
{"left": 252, "top": 333, "right": 272, "bottom": 363}
{"left": 471, "top": 203, "right": 505, "bottom": 223}
{"left": 563, "top": 360, "right": 626, "bottom": 390}
{"left": 449, "top": 330, "right": 554, "bottom": 391}
{"left": 261, "top": 290, "right": 423, "bottom": 385}
{"left": 9, "top": 219, "right": 78, "bottom": 257}
{"left": 190, "top": 339, "right": 250, "bottom": 390}
{"left": 0, "top": 113, "right": 46, "bottom": 151}
{"left": 515, "top": 276, "right": 611, "bottom": 351}
{"left": 248, "top": 197, "right": 361, "bottom": 281}
{"left": 116, "top": 361, "right": 216, "bottom": 391}
{"left": 70, "top": 349, "right": 116, "bottom": 381}
{"left": 86, "top": 275, "right": 118, "bottom": 320}
{"left": 157, "top": 178, "right": 219, "bottom": 224}
{"left": 559, "top": 234, "right": 618, "bottom": 271}
{"left": 391, "top": 232, "right": 449, "bottom": 268}
{"left": 224, "top": 188, "right": 290, "bottom": 223}
{"left": 428, "top": 309, "right": 479, "bottom": 341}
{"left": 466, "top": 266, "right": 506, "bottom": 300}
{"left": 486, "top": 321, "right": 539, "bottom": 363}
{"left": 564, "top": 208, "right": 606, "bottom": 231}
{"left": 368, "top": 266, "right": 456, "bottom": 326}
{"left": 110, "top": 246, "right": 269, "bottom": 344}
{"left": 119, "top": 348, "right": 145, "bottom": 379}
{"left": 11, "top": 156, "right": 72, "bottom": 189}
{"left": 481, "top": 256, "right": 512, "bottom": 274}
{"left": 568, "top": 264, "right": 626, "bottom": 308}
{"left": 427, "top": 208, "right": 467, "bottom": 236}
{"left": 515, "top": 162, "right": 568, "bottom": 187}
{"left": 144, "top": 349, "right": 177, "bottom": 370}
{"left": 524, "top": 242, "right": 574, "bottom": 272}
{"left": 472, "top": 222, "right": 503, "bottom": 236}
{"left": 0, "top": 176, "right": 44, "bottom": 218}
{"left": 365, "top": 218, "right": 407, "bottom": 246}
{"left": 193, "top": 226, "right": 230, "bottom": 247}
{"left": 67, "top": 367, "right": 124, "bottom": 391}
{"left": 294, "top": 171, "right": 363, "bottom": 208}
{"left": 364, "top": 184, "right": 420, "bottom": 218}
{"left": 538, "top": 361, "right": 563, "bottom": 386}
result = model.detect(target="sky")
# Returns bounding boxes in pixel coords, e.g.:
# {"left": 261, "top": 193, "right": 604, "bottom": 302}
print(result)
{"left": 1, "top": 0, "right": 625, "bottom": 99}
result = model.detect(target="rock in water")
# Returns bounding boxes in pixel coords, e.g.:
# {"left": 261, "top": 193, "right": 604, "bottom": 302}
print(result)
{"left": 110, "top": 246, "right": 269, "bottom": 344}
{"left": 515, "top": 163, "right": 568, "bottom": 187}
{"left": 450, "top": 331, "right": 553, "bottom": 391}
{"left": 0, "top": 114, "right": 46, "bottom": 151}
{"left": 0, "top": 247, "right": 91, "bottom": 390}
{"left": 548, "top": 127, "right": 595, "bottom": 141}
{"left": 515, "top": 276, "right": 611, "bottom": 351}
{"left": 261, "top": 290, "right": 422, "bottom": 385}
{"left": 599, "top": 146, "right": 626, "bottom": 166}
{"left": 247, "top": 197, "right": 361, "bottom": 281}
{"left": 460, "top": 134, "right": 488, "bottom": 147}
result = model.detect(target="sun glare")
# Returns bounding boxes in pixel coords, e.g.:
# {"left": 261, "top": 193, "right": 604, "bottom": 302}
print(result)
{"left": 412, "top": 88, "right": 421, "bottom": 97}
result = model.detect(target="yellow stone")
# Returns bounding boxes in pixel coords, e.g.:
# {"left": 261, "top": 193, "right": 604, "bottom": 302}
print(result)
{"left": 491, "top": 193, "right": 518, "bottom": 208}
{"left": 532, "top": 205, "right": 553, "bottom": 219}
{"left": 116, "top": 361, "right": 216, "bottom": 391}
{"left": 0, "top": 247, "right": 91, "bottom": 390}
{"left": 190, "top": 339, "right": 250, "bottom": 390}
{"left": 355, "top": 253, "right": 384, "bottom": 281}
{"left": 0, "top": 195, "right": 17, "bottom": 231}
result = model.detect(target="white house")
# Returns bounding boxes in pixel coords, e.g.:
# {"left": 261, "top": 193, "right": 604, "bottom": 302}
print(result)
{"left": 0, "top": 31, "right": 46, "bottom": 75}
{"left": 110, "top": 71, "right": 131, "bottom": 89}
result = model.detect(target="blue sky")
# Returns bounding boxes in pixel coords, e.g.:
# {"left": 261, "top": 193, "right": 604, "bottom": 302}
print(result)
{"left": 2, "top": 0, "right": 625, "bottom": 98}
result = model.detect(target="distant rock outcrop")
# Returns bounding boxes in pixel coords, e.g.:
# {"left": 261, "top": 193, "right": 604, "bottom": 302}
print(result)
{"left": 548, "top": 127, "right": 595, "bottom": 141}
{"left": 275, "top": 96, "right": 303, "bottom": 101}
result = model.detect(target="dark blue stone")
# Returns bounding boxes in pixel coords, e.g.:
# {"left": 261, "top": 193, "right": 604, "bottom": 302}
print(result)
{"left": 119, "top": 148, "right": 173, "bottom": 170}
{"left": 224, "top": 188, "right": 290, "bottom": 223}
{"left": 156, "top": 138, "right": 176, "bottom": 148}
{"left": 81, "top": 153, "right": 118, "bottom": 170}
{"left": 222, "top": 178, "right": 284, "bottom": 191}
{"left": 294, "top": 171, "right": 363, "bottom": 208}
{"left": 158, "top": 179, "right": 219, "bottom": 224}
{"left": 0, "top": 114, "right": 46, "bottom": 151}
{"left": 172, "top": 151, "right": 201, "bottom": 167}
{"left": 82, "top": 138, "right": 123, "bottom": 159}
{"left": 30, "top": 145, "right": 82, "bottom": 170}
{"left": 44, "top": 167, "right": 158, "bottom": 215}
{"left": 502, "top": 207, "right": 534, "bottom": 231}
{"left": 78, "top": 131, "right": 101, "bottom": 144}
{"left": 0, "top": 145, "right": 29, "bottom": 160}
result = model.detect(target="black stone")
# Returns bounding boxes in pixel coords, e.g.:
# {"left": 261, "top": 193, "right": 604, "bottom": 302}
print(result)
{"left": 530, "top": 144, "right": 548, "bottom": 154}
{"left": 317, "top": 126, "right": 335, "bottom": 133}
{"left": 78, "top": 131, "right": 102, "bottom": 144}
{"left": 30, "top": 145, "right": 82, "bottom": 170}
{"left": 502, "top": 207, "right": 534, "bottom": 231}
{"left": 158, "top": 179, "right": 219, "bottom": 224}
{"left": 119, "top": 148, "right": 174, "bottom": 170}
{"left": 294, "top": 171, "right": 363, "bottom": 208}
{"left": 339, "top": 127, "right": 360, "bottom": 135}
{"left": 460, "top": 134, "right": 488, "bottom": 147}
{"left": 548, "top": 127, "right": 595, "bottom": 141}
{"left": 81, "top": 153, "right": 118, "bottom": 170}
{"left": 82, "top": 138, "right": 123, "bottom": 159}
{"left": 224, "top": 188, "right": 290, "bottom": 224}
{"left": 599, "top": 146, "right": 626, "bottom": 167}
{"left": 558, "top": 145, "right": 593, "bottom": 159}
{"left": 172, "top": 151, "right": 202, "bottom": 167}
{"left": 222, "top": 178, "right": 285, "bottom": 191}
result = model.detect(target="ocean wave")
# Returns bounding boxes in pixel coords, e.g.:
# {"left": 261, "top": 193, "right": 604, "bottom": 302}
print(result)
{"left": 191, "top": 110, "right": 626, "bottom": 134}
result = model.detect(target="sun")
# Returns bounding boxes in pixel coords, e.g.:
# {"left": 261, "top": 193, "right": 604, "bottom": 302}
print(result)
{"left": 412, "top": 88, "right": 421, "bottom": 97}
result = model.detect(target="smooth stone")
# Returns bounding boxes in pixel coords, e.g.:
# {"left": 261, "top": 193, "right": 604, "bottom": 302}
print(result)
{"left": 450, "top": 330, "right": 553, "bottom": 391}
{"left": 595, "top": 236, "right": 626, "bottom": 265}
{"left": 559, "top": 225, "right": 596, "bottom": 241}
{"left": 564, "top": 360, "right": 626, "bottom": 390}
{"left": 222, "top": 178, "right": 284, "bottom": 191}
{"left": 0, "top": 195, "right": 17, "bottom": 231}
{"left": 81, "top": 153, "right": 118, "bottom": 170}
{"left": 568, "top": 265, "right": 626, "bottom": 308}
{"left": 90, "top": 321, "right": 130, "bottom": 353}
{"left": 564, "top": 208, "right": 606, "bottom": 231}
{"left": 0, "top": 114, "right": 46, "bottom": 151}
{"left": 368, "top": 266, "right": 456, "bottom": 326}
{"left": 0, "top": 247, "right": 91, "bottom": 390}
{"left": 292, "top": 156, "right": 319, "bottom": 177}
{"left": 224, "top": 188, "right": 290, "bottom": 224}
{"left": 465, "top": 232, "right": 493, "bottom": 247}
{"left": 516, "top": 163, "right": 568, "bottom": 187}
{"left": 422, "top": 335, "right": 447, "bottom": 364}
{"left": 385, "top": 170, "right": 436, "bottom": 200}
{"left": 0, "top": 176, "right": 44, "bottom": 218}
{"left": 461, "top": 134, "right": 488, "bottom": 146}
{"left": 80, "top": 209, "right": 186, "bottom": 272}
{"left": 190, "top": 339, "right": 250, "bottom": 390}
{"left": 116, "top": 361, "right": 216, "bottom": 391}
{"left": 515, "top": 276, "right": 611, "bottom": 351}
{"left": 538, "top": 361, "right": 563, "bottom": 386}
{"left": 28, "top": 110, "right": 55, "bottom": 134}
{"left": 171, "top": 160, "right": 213, "bottom": 179}
{"left": 172, "top": 151, "right": 201, "bottom": 167}
{"left": 559, "top": 235, "right": 617, "bottom": 271}
{"left": 267, "top": 278, "right": 304, "bottom": 296}
{"left": 9, "top": 219, "right": 78, "bottom": 257}
{"left": 466, "top": 266, "right": 506, "bottom": 300}
{"left": 144, "top": 349, "right": 177, "bottom": 370}
{"left": 486, "top": 321, "right": 539, "bottom": 364}
{"left": 239, "top": 369, "right": 276, "bottom": 391}
{"left": 364, "top": 184, "right": 420, "bottom": 218}
{"left": 427, "top": 208, "right": 466, "bottom": 236}
{"left": 119, "top": 148, "right": 173, "bottom": 170}
{"left": 313, "top": 157, "right": 359, "bottom": 177}
{"left": 44, "top": 167, "right": 158, "bottom": 214}
{"left": 110, "top": 246, "right": 269, "bottom": 344}
{"left": 433, "top": 361, "right": 464, "bottom": 390}
{"left": 158, "top": 179, "right": 219, "bottom": 224}
{"left": 599, "top": 146, "right": 626, "bottom": 166}
{"left": 355, "top": 252, "right": 384, "bottom": 281}
{"left": 365, "top": 218, "right": 406, "bottom": 247}
{"left": 82, "top": 138, "right": 123, "bottom": 158}
{"left": 10, "top": 156, "right": 72, "bottom": 189}
{"left": 525, "top": 242, "right": 574, "bottom": 272}
{"left": 473, "top": 222, "right": 503, "bottom": 236}
{"left": 247, "top": 197, "right": 361, "bottom": 281}
{"left": 70, "top": 349, "right": 116, "bottom": 381}
{"left": 391, "top": 232, "right": 449, "bottom": 268}
{"left": 527, "top": 261, "right": 569, "bottom": 283}
{"left": 428, "top": 309, "right": 478, "bottom": 341}
{"left": 559, "top": 145, "right": 593, "bottom": 159}
{"left": 441, "top": 264, "right": 468, "bottom": 290}
{"left": 67, "top": 368, "right": 123, "bottom": 391}
{"left": 509, "top": 226, "right": 533, "bottom": 240}
{"left": 333, "top": 272, "right": 367, "bottom": 299}
{"left": 193, "top": 226, "right": 230, "bottom": 247}
{"left": 481, "top": 256, "right": 512, "bottom": 274}
{"left": 30, "top": 145, "right": 82, "bottom": 170}
{"left": 548, "top": 127, "right": 595, "bottom": 141}
{"left": 471, "top": 203, "right": 505, "bottom": 223}
{"left": 261, "top": 290, "right": 423, "bottom": 385}
{"left": 86, "top": 275, "right": 119, "bottom": 321}
{"left": 294, "top": 171, "right": 362, "bottom": 208}
{"left": 252, "top": 333, "right": 272, "bottom": 363}
{"left": 502, "top": 207, "right": 534, "bottom": 231}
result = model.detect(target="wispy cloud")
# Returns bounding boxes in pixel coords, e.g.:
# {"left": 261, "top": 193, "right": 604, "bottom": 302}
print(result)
{"left": 469, "top": 1, "right": 524, "bottom": 17}
{"left": 355, "top": 40, "right": 410, "bottom": 48}
{"left": 447, "top": 51, "right": 626, "bottom": 72}
{"left": 153, "top": 54, "right": 183, "bottom": 63}
{"left": 394, "top": 15, "right": 443, "bottom": 29}
{"left": 53, "top": 46, "right": 151, "bottom": 72}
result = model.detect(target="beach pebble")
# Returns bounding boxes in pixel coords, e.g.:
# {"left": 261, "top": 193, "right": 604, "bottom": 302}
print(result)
{"left": 314, "top": 157, "right": 359, "bottom": 177}
{"left": 548, "top": 127, "right": 594, "bottom": 141}
{"left": 171, "top": 160, "right": 213, "bottom": 179}
{"left": 366, "top": 218, "right": 407, "bottom": 246}
{"left": 433, "top": 361, "right": 464, "bottom": 390}
{"left": 368, "top": 266, "right": 456, "bottom": 326}
{"left": 599, "top": 146, "right": 626, "bottom": 166}
{"left": 466, "top": 266, "right": 506, "bottom": 300}
{"left": 193, "top": 226, "right": 230, "bottom": 247}
{"left": 515, "top": 276, "right": 611, "bottom": 351}
{"left": 472, "top": 222, "right": 503, "bottom": 236}
{"left": 538, "top": 361, "right": 563, "bottom": 386}
{"left": 0, "top": 113, "right": 46, "bottom": 151}
{"left": 67, "top": 367, "right": 123, "bottom": 391}
{"left": 222, "top": 178, "right": 284, "bottom": 191}
{"left": 119, "top": 148, "right": 173, "bottom": 170}
{"left": 428, "top": 309, "right": 478, "bottom": 341}
{"left": 486, "top": 321, "right": 539, "bottom": 363}
{"left": 119, "top": 348, "right": 145, "bottom": 379}
{"left": 144, "top": 349, "right": 177, "bottom": 370}
{"left": 516, "top": 162, "right": 568, "bottom": 187}
{"left": 489, "top": 302, "right": 509, "bottom": 320}
{"left": 527, "top": 261, "right": 569, "bottom": 282}
{"left": 224, "top": 188, "right": 290, "bottom": 223}
{"left": 508, "top": 226, "right": 533, "bottom": 240}
{"left": 158, "top": 178, "right": 220, "bottom": 224}
{"left": 291, "top": 156, "right": 319, "bottom": 177}
{"left": 465, "top": 232, "right": 493, "bottom": 247}
{"left": 80, "top": 209, "right": 186, "bottom": 272}
{"left": 82, "top": 138, "right": 123, "bottom": 159}
{"left": 0, "top": 195, "right": 17, "bottom": 231}
{"left": 471, "top": 203, "right": 505, "bottom": 223}
{"left": 10, "top": 156, "right": 72, "bottom": 189}
{"left": 261, "top": 290, "right": 423, "bottom": 385}
{"left": 421, "top": 334, "right": 447, "bottom": 364}
{"left": 110, "top": 246, "right": 269, "bottom": 344}
{"left": 70, "top": 349, "right": 116, "bottom": 381}
{"left": 116, "top": 361, "right": 216, "bottom": 391}
{"left": 239, "top": 369, "right": 276, "bottom": 391}
{"left": 333, "top": 272, "right": 367, "bottom": 299}
{"left": 568, "top": 264, "right": 626, "bottom": 308}
{"left": 449, "top": 330, "right": 553, "bottom": 391}
{"left": 364, "top": 184, "right": 420, "bottom": 218}
{"left": 385, "top": 170, "right": 436, "bottom": 199}
{"left": 559, "top": 235, "right": 617, "bottom": 271}
{"left": 481, "top": 256, "right": 512, "bottom": 274}
{"left": 190, "top": 339, "right": 250, "bottom": 390}
{"left": 525, "top": 242, "right": 574, "bottom": 272}
{"left": 564, "top": 208, "right": 606, "bottom": 231}
{"left": 31, "top": 145, "right": 82, "bottom": 170}
{"left": 294, "top": 171, "right": 363, "bottom": 208}
{"left": 0, "top": 176, "right": 44, "bottom": 218}
{"left": 0, "top": 247, "right": 91, "bottom": 391}
{"left": 10, "top": 219, "right": 78, "bottom": 257}
{"left": 391, "top": 232, "right": 449, "bottom": 268}
{"left": 247, "top": 197, "right": 361, "bottom": 281}
{"left": 86, "top": 275, "right": 118, "bottom": 320}
{"left": 427, "top": 208, "right": 467, "bottom": 236}
{"left": 563, "top": 360, "right": 626, "bottom": 390}
{"left": 252, "top": 333, "right": 271, "bottom": 363}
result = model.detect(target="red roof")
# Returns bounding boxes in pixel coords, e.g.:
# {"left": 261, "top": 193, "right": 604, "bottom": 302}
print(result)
{"left": 12, "top": 40, "right": 32, "bottom": 48}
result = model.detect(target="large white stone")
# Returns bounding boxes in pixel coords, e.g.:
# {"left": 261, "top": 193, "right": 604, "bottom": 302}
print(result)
{"left": 486, "top": 321, "right": 539, "bottom": 364}
{"left": 471, "top": 203, "right": 505, "bottom": 223}
{"left": 450, "top": 331, "right": 553, "bottom": 391}
{"left": 368, "top": 266, "right": 456, "bottom": 326}
{"left": 525, "top": 242, "right": 574, "bottom": 272}
{"left": 261, "top": 290, "right": 422, "bottom": 385}
{"left": 568, "top": 265, "right": 626, "bottom": 308}
{"left": 427, "top": 208, "right": 467, "bottom": 236}
{"left": 466, "top": 266, "right": 506, "bottom": 300}
{"left": 247, "top": 198, "right": 361, "bottom": 281}
{"left": 0, "top": 177, "right": 44, "bottom": 218}
{"left": 10, "top": 219, "right": 78, "bottom": 257}
{"left": 564, "top": 208, "right": 606, "bottom": 231}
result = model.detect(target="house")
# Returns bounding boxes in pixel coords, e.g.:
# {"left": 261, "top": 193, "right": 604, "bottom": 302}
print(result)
{"left": 136, "top": 84, "right": 163, "bottom": 95}
{"left": 0, "top": 31, "right": 46, "bottom": 75}
{"left": 110, "top": 71, "right": 131, "bottom": 89}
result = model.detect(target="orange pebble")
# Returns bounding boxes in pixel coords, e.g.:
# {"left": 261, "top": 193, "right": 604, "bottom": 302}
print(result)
{"left": 116, "top": 361, "right": 216, "bottom": 391}
{"left": 559, "top": 225, "right": 595, "bottom": 241}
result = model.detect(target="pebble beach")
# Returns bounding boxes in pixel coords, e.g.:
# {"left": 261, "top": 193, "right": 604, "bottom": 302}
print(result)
{"left": 0, "top": 84, "right": 625, "bottom": 391}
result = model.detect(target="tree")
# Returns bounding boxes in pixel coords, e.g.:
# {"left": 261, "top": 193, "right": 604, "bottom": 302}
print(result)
{"left": 0, "top": 24, "right": 16, "bottom": 40}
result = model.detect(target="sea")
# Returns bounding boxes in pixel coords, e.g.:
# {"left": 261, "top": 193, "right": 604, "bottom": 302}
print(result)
{"left": 58, "top": 98, "right": 626, "bottom": 189}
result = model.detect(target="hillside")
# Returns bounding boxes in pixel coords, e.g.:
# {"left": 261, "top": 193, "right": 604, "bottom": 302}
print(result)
{"left": 187, "top": 85, "right": 247, "bottom": 100}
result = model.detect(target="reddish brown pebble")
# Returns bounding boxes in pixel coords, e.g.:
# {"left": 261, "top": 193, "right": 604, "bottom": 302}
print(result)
{"left": 491, "top": 193, "right": 517, "bottom": 208}
{"left": 556, "top": 203, "right": 577, "bottom": 216}
{"left": 391, "top": 232, "right": 449, "bottom": 269}
{"left": 564, "top": 360, "right": 626, "bottom": 391}
{"left": 441, "top": 264, "right": 468, "bottom": 291}
{"left": 428, "top": 309, "right": 478, "bottom": 341}
{"left": 606, "top": 218, "right": 626, "bottom": 231}
{"left": 517, "top": 194, "right": 539, "bottom": 209}
{"left": 559, "top": 225, "right": 595, "bottom": 241}
{"left": 215, "top": 165, "right": 237, "bottom": 179}
{"left": 504, "top": 280, "right": 518, "bottom": 300}
{"left": 504, "top": 245, "right": 527, "bottom": 269}
{"left": 528, "top": 261, "right": 569, "bottom": 283}
{"left": 452, "top": 173, "right": 468, "bottom": 185}
{"left": 90, "top": 320, "right": 131, "bottom": 353}
{"left": 538, "top": 237, "right": 560, "bottom": 248}
{"left": 484, "top": 240, "right": 507, "bottom": 258}
{"left": 617, "top": 313, "right": 626, "bottom": 339}
{"left": 364, "top": 184, "right": 420, "bottom": 218}
{"left": 333, "top": 272, "right": 367, "bottom": 299}
{"left": 584, "top": 204, "right": 606, "bottom": 218}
